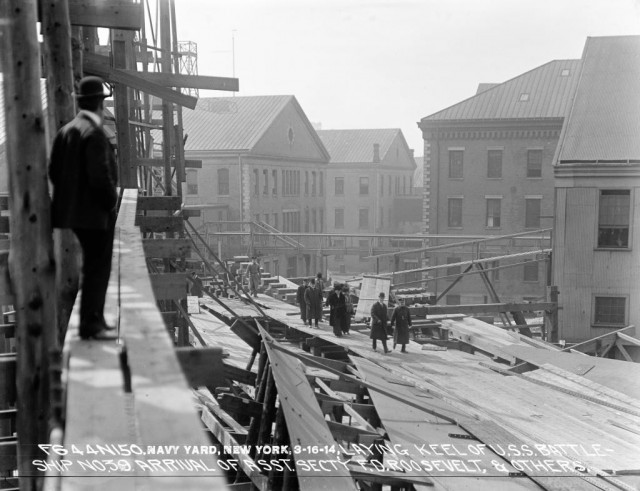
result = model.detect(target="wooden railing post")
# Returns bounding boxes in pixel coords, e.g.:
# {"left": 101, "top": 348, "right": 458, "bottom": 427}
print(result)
{"left": 1, "top": 0, "right": 58, "bottom": 486}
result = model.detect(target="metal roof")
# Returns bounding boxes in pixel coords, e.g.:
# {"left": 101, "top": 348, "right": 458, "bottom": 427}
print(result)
{"left": 556, "top": 36, "right": 640, "bottom": 163}
{"left": 421, "top": 59, "right": 581, "bottom": 122}
{"left": 181, "top": 95, "right": 294, "bottom": 152}
{"left": 316, "top": 128, "right": 401, "bottom": 163}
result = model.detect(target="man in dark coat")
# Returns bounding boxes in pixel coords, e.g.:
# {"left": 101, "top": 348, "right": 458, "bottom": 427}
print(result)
{"left": 49, "top": 76, "right": 118, "bottom": 340}
{"left": 326, "top": 283, "right": 340, "bottom": 333}
{"left": 296, "top": 278, "right": 308, "bottom": 323}
{"left": 390, "top": 297, "right": 412, "bottom": 353}
{"left": 333, "top": 287, "right": 349, "bottom": 337}
{"left": 370, "top": 292, "right": 390, "bottom": 353}
{"left": 305, "top": 278, "right": 323, "bottom": 328}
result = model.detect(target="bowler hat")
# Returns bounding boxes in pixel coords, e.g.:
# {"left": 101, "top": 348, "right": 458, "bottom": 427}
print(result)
{"left": 76, "top": 76, "right": 111, "bottom": 99}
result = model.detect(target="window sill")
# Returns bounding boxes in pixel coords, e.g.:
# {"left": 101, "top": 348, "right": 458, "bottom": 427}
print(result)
{"left": 448, "top": 177, "right": 464, "bottom": 180}
{"left": 485, "top": 227, "right": 502, "bottom": 230}
{"left": 523, "top": 280, "right": 540, "bottom": 284}
{"left": 487, "top": 177, "right": 503, "bottom": 180}
{"left": 592, "top": 323, "right": 627, "bottom": 329}
{"left": 594, "top": 247, "right": 632, "bottom": 252}
{"left": 526, "top": 176, "right": 543, "bottom": 180}
{"left": 447, "top": 226, "right": 463, "bottom": 229}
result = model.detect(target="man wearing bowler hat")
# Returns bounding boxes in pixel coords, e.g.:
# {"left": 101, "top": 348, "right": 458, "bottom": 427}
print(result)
{"left": 49, "top": 76, "right": 118, "bottom": 340}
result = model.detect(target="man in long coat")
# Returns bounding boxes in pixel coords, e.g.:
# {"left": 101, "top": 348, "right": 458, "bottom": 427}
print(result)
{"left": 296, "top": 278, "right": 308, "bottom": 323}
{"left": 370, "top": 292, "right": 390, "bottom": 353}
{"left": 390, "top": 297, "right": 412, "bottom": 353}
{"left": 305, "top": 278, "right": 323, "bottom": 328}
{"left": 49, "top": 76, "right": 118, "bottom": 340}
{"left": 246, "top": 257, "right": 261, "bottom": 297}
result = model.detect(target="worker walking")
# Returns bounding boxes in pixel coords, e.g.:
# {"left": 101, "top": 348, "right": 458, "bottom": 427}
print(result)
{"left": 297, "top": 278, "right": 308, "bottom": 323}
{"left": 370, "top": 292, "right": 390, "bottom": 353}
{"left": 246, "top": 257, "right": 261, "bottom": 297}
{"left": 305, "top": 278, "right": 323, "bottom": 328}
{"left": 49, "top": 76, "right": 117, "bottom": 341}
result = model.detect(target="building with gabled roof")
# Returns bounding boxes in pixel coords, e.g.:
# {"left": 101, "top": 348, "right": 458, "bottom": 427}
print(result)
{"left": 317, "top": 128, "right": 418, "bottom": 275}
{"left": 418, "top": 59, "right": 580, "bottom": 306}
{"left": 553, "top": 35, "right": 640, "bottom": 343}
{"left": 181, "top": 95, "right": 330, "bottom": 278}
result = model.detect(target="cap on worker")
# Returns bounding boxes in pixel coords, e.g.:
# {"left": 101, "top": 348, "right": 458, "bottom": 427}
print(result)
{"left": 76, "top": 76, "right": 111, "bottom": 99}
{"left": 379, "top": 292, "right": 385, "bottom": 299}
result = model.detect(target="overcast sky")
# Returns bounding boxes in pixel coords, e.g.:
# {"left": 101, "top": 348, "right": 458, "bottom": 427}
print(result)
{"left": 174, "top": 0, "right": 640, "bottom": 155}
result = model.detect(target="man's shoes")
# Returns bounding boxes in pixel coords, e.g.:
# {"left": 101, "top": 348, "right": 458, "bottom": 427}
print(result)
{"left": 80, "top": 326, "right": 117, "bottom": 341}
{"left": 384, "top": 350, "right": 391, "bottom": 354}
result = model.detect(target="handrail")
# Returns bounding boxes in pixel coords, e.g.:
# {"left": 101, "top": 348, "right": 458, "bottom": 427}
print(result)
{"left": 253, "top": 220, "right": 303, "bottom": 248}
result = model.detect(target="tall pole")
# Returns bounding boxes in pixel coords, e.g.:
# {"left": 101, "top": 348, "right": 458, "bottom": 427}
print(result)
{"left": 160, "top": 0, "right": 174, "bottom": 196}
{"left": 42, "top": 0, "right": 81, "bottom": 346}
{"left": 1, "top": 0, "right": 58, "bottom": 487}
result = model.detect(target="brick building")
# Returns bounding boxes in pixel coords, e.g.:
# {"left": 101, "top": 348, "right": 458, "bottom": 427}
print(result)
{"left": 418, "top": 59, "right": 580, "bottom": 305}
{"left": 316, "top": 129, "right": 418, "bottom": 275}
{"left": 553, "top": 36, "right": 640, "bottom": 342}
{"left": 179, "top": 96, "right": 330, "bottom": 278}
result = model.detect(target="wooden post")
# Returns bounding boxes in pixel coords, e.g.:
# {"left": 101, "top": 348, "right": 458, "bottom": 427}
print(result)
{"left": 1, "top": 0, "right": 58, "bottom": 486}
{"left": 42, "top": 0, "right": 82, "bottom": 345}
{"left": 547, "top": 285, "right": 559, "bottom": 342}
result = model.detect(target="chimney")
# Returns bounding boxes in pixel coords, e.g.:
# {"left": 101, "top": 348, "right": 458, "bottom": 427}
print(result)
{"left": 373, "top": 143, "right": 380, "bottom": 163}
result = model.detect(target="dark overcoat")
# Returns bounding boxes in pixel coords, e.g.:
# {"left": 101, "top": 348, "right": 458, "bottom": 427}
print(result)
{"left": 390, "top": 305, "right": 412, "bottom": 345}
{"left": 49, "top": 112, "right": 118, "bottom": 230}
{"left": 297, "top": 284, "right": 307, "bottom": 320}
{"left": 370, "top": 301, "right": 388, "bottom": 340}
{"left": 334, "top": 292, "right": 349, "bottom": 335}
{"left": 305, "top": 285, "right": 323, "bottom": 321}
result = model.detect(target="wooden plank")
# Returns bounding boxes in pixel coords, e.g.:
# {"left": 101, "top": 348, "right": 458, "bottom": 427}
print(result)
{"left": 260, "top": 329, "right": 358, "bottom": 491}
{"left": 175, "top": 347, "right": 225, "bottom": 389}
{"left": 326, "top": 420, "right": 379, "bottom": 443}
{"left": 0, "top": 440, "right": 16, "bottom": 473}
{"left": 137, "top": 196, "right": 182, "bottom": 211}
{"left": 83, "top": 54, "right": 197, "bottom": 109}
{"left": 122, "top": 70, "right": 238, "bottom": 92}
{"left": 618, "top": 332, "right": 640, "bottom": 347}
{"left": 135, "top": 157, "right": 202, "bottom": 168}
{"left": 427, "top": 302, "right": 556, "bottom": 315}
{"left": 137, "top": 216, "right": 184, "bottom": 234}
{"left": 106, "top": 189, "right": 227, "bottom": 488}
{"left": 68, "top": 0, "right": 142, "bottom": 30}
{"left": 143, "top": 238, "right": 191, "bottom": 259}
{"left": 150, "top": 273, "right": 187, "bottom": 301}
{"left": 218, "top": 394, "right": 262, "bottom": 419}
{"left": 182, "top": 209, "right": 201, "bottom": 218}
{"left": 222, "top": 362, "right": 257, "bottom": 385}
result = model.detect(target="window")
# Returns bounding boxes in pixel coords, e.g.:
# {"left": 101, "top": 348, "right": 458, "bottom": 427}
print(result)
{"left": 527, "top": 149, "right": 542, "bottom": 178}
{"left": 490, "top": 260, "right": 500, "bottom": 282}
{"left": 273, "top": 213, "right": 279, "bottom": 230}
{"left": 312, "top": 209, "right": 317, "bottom": 233}
{"left": 448, "top": 198, "right": 463, "bottom": 228}
{"left": 263, "top": 170, "right": 269, "bottom": 195}
{"left": 449, "top": 150, "right": 464, "bottom": 178}
{"left": 359, "top": 208, "right": 369, "bottom": 229}
{"left": 525, "top": 198, "right": 541, "bottom": 228}
{"left": 486, "top": 198, "right": 501, "bottom": 228}
{"left": 319, "top": 172, "right": 324, "bottom": 196}
{"left": 319, "top": 209, "right": 324, "bottom": 232}
{"left": 446, "top": 294, "right": 461, "bottom": 305}
{"left": 446, "top": 257, "right": 461, "bottom": 277}
{"left": 594, "top": 296, "right": 626, "bottom": 326}
{"left": 253, "top": 169, "right": 259, "bottom": 196}
{"left": 388, "top": 175, "right": 391, "bottom": 195}
{"left": 395, "top": 176, "right": 400, "bottom": 194}
{"left": 217, "top": 168, "right": 229, "bottom": 195}
{"left": 335, "top": 177, "right": 344, "bottom": 196}
{"left": 487, "top": 149, "right": 502, "bottom": 178}
{"left": 523, "top": 260, "right": 539, "bottom": 282}
{"left": 186, "top": 169, "right": 198, "bottom": 195}
{"left": 312, "top": 171, "right": 317, "bottom": 196}
{"left": 305, "top": 171, "right": 309, "bottom": 195}
{"left": 598, "top": 190, "right": 630, "bottom": 248}
{"left": 359, "top": 177, "right": 369, "bottom": 196}
{"left": 359, "top": 239, "right": 369, "bottom": 260}
{"left": 287, "top": 256, "right": 297, "bottom": 278}
{"left": 403, "top": 176, "right": 407, "bottom": 195}
{"left": 272, "top": 170, "right": 277, "bottom": 195}
{"left": 380, "top": 176, "right": 384, "bottom": 196}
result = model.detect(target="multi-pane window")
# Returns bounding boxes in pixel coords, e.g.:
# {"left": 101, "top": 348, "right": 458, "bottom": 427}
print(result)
{"left": 312, "top": 209, "right": 317, "bottom": 233}
{"left": 217, "top": 168, "right": 229, "bottom": 195}
{"left": 263, "top": 170, "right": 269, "bottom": 195}
{"left": 335, "top": 177, "right": 344, "bottom": 196}
{"left": 449, "top": 150, "right": 464, "bottom": 178}
{"left": 486, "top": 198, "right": 501, "bottom": 228}
{"left": 360, "top": 177, "right": 369, "bottom": 196}
{"left": 446, "top": 257, "right": 461, "bottom": 277}
{"left": 319, "top": 209, "right": 324, "bottom": 233}
{"left": 253, "top": 169, "right": 259, "bottom": 196}
{"left": 319, "top": 172, "right": 324, "bottom": 196}
{"left": 448, "top": 198, "right": 463, "bottom": 228}
{"left": 487, "top": 149, "right": 503, "bottom": 178}
{"left": 594, "top": 296, "right": 626, "bottom": 325}
{"left": 523, "top": 260, "right": 539, "bottom": 282}
{"left": 305, "top": 171, "right": 309, "bottom": 195}
{"left": 598, "top": 190, "right": 630, "bottom": 248}
{"left": 358, "top": 208, "right": 369, "bottom": 229}
{"left": 186, "top": 169, "right": 198, "bottom": 195}
{"left": 272, "top": 170, "right": 278, "bottom": 195}
{"left": 526, "top": 149, "right": 542, "bottom": 178}
{"left": 525, "top": 198, "right": 541, "bottom": 228}
{"left": 312, "top": 171, "right": 317, "bottom": 196}
{"left": 358, "top": 239, "right": 369, "bottom": 260}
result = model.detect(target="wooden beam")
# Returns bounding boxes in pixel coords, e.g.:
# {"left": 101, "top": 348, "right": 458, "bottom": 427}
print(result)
{"left": 0, "top": 440, "right": 17, "bottom": 473}
{"left": 137, "top": 216, "right": 184, "bottom": 234}
{"left": 326, "top": 420, "right": 379, "bottom": 444}
{"left": 143, "top": 238, "right": 191, "bottom": 259}
{"left": 84, "top": 55, "right": 198, "bottom": 109}
{"left": 175, "top": 347, "right": 225, "bottom": 389}
{"left": 617, "top": 332, "right": 640, "bottom": 347}
{"left": 137, "top": 196, "right": 182, "bottom": 211}
{"left": 68, "top": 0, "right": 142, "bottom": 30}
{"left": 150, "top": 272, "right": 187, "bottom": 301}
{"left": 222, "top": 362, "right": 257, "bottom": 385}
{"left": 135, "top": 157, "right": 202, "bottom": 168}
{"left": 122, "top": 70, "right": 238, "bottom": 92}
{"left": 427, "top": 302, "right": 556, "bottom": 315}
{"left": 218, "top": 394, "right": 262, "bottom": 419}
